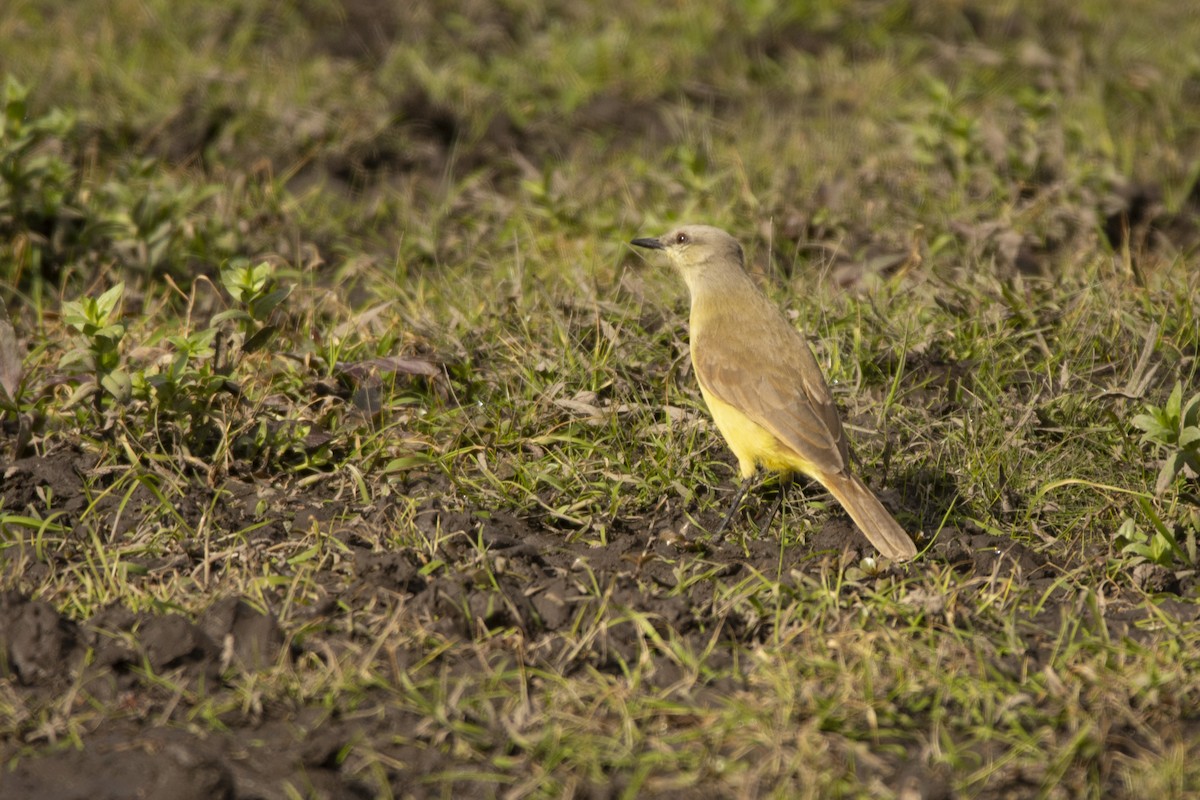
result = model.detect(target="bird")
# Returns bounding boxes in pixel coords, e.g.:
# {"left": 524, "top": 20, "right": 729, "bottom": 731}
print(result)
{"left": 631, "top": 224, "right": 918, "bottom": 561}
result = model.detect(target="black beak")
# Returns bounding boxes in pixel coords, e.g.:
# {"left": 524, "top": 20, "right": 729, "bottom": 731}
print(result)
{"left": 631, "top": 237, "right": 664, "bottom": 250}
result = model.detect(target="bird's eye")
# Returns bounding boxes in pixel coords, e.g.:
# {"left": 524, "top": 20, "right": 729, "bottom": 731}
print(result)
{"left": 675, "top": 232, "right": 689, "bottom": 244}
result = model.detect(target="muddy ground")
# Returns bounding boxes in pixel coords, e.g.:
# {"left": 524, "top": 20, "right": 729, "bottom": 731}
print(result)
{"left": 2, "top": 440, "right": 1193, "bottom": 798}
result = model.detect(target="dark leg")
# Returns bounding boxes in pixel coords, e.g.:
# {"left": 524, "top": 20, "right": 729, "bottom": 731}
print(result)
{"left": 756, "top": 473, "right": 793, "bottom": 535}
{"left": 713, "top": 475, "right": 755, "bottom": 536}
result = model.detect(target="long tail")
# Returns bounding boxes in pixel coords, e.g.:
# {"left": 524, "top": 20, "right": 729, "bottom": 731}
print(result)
{"left": 818, "top": 470, "right": 918, "bottom": 561}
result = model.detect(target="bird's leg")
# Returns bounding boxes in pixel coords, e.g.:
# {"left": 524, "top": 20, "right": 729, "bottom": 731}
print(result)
{"left": 756, "top": 473, "right": 793, "bottom": 535}
{"left": 712, "top": 475, "right": 755, "bottom": 536}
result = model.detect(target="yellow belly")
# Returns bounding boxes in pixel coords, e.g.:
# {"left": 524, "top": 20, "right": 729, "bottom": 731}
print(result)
{"left": 698, "top": 385, "right": 820, "bottom": 479}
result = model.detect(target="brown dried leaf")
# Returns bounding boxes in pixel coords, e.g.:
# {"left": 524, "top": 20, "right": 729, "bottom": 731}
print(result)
{"left": 0, "top": 297, "right": 21, "bottom": 403}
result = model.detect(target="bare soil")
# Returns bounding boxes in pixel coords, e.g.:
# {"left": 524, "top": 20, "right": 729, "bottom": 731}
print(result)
{"left": 3, "top": 442, "right": 1194, "bottom": 798}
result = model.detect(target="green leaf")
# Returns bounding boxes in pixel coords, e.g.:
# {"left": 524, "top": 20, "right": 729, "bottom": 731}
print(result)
{"left": 1132, "top": 413, "right": 1173, "bottom": 445}
{"left": 1138, "top": 497, "right": 1187, "bottom": 564}
{"left": 1165, "top": 382, "right": 1183, "bottom": 426}
{"left": 1121, "top": 541, "right": 1154, "bottom": 560}
{"left": 95, "top": 282, "right": 125, "bottom": 321}
{"left": 1130, "top": 413, "right": 1157, "bottom": 433}
{"left": 65, "top": 382, "right": 97, "bottom": 407}
{"left": 101, "top": 369, "right": 132, "bottom": 403}
{"left": 61, "top": 300, "right": 90, "bottom": 332}
{"left": 220, "top": 258, "right": 254, "bottom": 300}
{"left": 1183, "top": 391, "right": 1200, "bottom": 429}
{"left": 168, "top": 350, "right": 190, "bottom": 381}
{"left": 1149, "top": 534, "right": 1174, "bottom": 565}
{"left": 1156, "top": 452, "right": 1185, "bottom": 494}
{"left": 1179, "top": 426, "right": 1200, "bottom": 450}
{"left": 93, "top": 323, "right": 126, "bottom": 342}
{"left": 1114, "top": 517, "right": 1141, "bottom": 546}
{"left": 249, "top": 286, "right": 292, "bottom": 321}
{"left": 186, "top": 327, "right": 219, "bottom": 349}
{"left": 58, "top": 347, "right": 95, "bottom": 370}
{"left": 242, "top": 325, "right": 277, "bottom": 353}
{"left": 384, "top": 455, "right": 433, "bottom": 472}
{"left": 212, "top": 309, "right": 252, "bottom": 325}
{"left": 288, "top": 545, "right": 321, "bottom": 565}
{"left": 3, "top": 76, "right": 29, "bottom": 129}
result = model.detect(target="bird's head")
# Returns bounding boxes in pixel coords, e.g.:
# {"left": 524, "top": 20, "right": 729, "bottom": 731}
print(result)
{"left": 631, "top": 225, "right": 745, "bottom": 287}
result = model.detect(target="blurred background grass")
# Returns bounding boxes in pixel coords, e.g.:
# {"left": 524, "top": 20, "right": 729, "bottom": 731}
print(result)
{"left": 4, "top": 0, "right": 1199, "bottom": 296}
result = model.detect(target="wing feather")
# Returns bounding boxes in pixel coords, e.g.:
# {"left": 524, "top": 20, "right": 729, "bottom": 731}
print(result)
{"left": 691, "top": 296, "right": 848, "bottom": 475}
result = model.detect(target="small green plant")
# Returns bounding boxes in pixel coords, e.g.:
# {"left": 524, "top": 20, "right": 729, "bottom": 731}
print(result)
{"left": 1116, "top": 382, "right": 1200, "bottom": 569}
{"left": 60, "top": 282, "right": 129, "bottom": 412}
{"left": 902, "top": 76, "right": 981, "bottom": 183}
{"left": 1132, "top": 381, "right": 1200, "bottom": 494}
{"left": 127, "top": 259, "right": 303, "bottom": 469}
{"left": 2, "top": 79, "right": 233, "bottom": 294}
{"left": 214, "top": 259, "right": 292, "bottom": 354}
{"left": 132, "top": 325, "right": 223, "bottom": 412}
{"left": 1115, "top": 499, "right": 1197, "bottom": 568}
{"left": 91, "top": 159, "right": 225, "bottom": 276}
{"left": 0, "top": 76, "right": 78, "bottom": 290}
{"left": 115, "top": 260, "right": 299, "bottom": 467}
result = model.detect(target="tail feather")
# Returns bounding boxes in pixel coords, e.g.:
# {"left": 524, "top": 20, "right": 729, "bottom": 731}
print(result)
{"left": 819, "top": 471, "right": 917, "bottom": 561}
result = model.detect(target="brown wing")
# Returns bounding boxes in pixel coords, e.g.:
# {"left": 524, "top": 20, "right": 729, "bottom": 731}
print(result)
{"left": 692, "top": 296, "right": 849, "bottom": 474}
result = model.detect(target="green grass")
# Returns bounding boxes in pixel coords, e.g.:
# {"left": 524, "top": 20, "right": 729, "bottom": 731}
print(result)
{"left": 3, "top": 0, "right": 1200, "bottom": 797}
